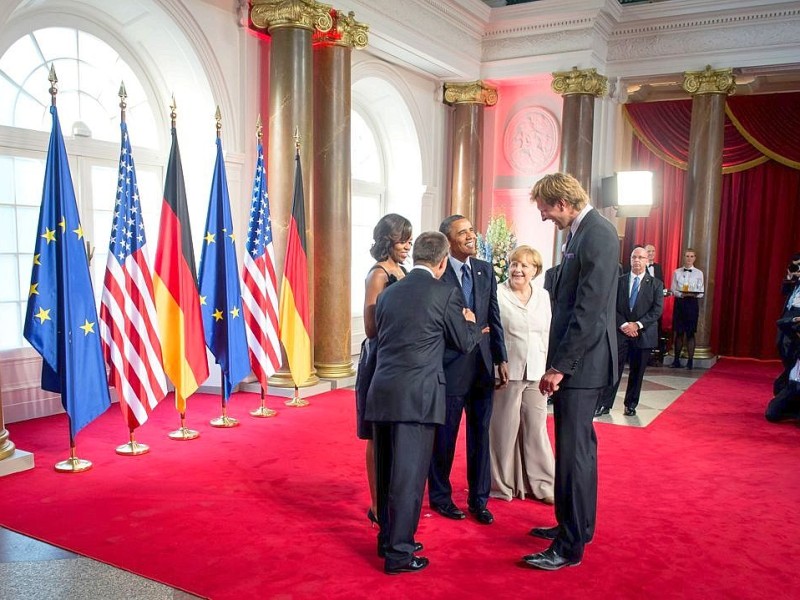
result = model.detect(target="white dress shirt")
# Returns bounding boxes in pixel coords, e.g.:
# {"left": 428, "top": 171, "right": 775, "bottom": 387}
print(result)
{"left": 671, "top": 267, "right": 704, "bottom": 298}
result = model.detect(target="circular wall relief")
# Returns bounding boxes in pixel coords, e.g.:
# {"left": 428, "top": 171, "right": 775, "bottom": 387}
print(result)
{"left": 503, "top": 106, "right": 559, "bottom": 175}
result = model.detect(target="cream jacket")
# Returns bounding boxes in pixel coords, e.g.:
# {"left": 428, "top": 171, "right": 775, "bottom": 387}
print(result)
{"left": 497, "top": 280, "right": 551, "bottom": 382}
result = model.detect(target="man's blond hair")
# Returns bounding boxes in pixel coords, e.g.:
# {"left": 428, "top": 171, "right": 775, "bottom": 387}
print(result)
{"left": 530, "top": 172, "right": 589, "bottom": 211}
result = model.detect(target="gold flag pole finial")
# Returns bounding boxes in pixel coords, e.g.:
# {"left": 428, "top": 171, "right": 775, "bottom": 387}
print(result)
{"left": 118, "top": 81, "right": 127, "bottom": 122}
{"left": 293, "top": 126, "right": 301, "bottom": 153}
{"left": 256, "top": 114, "right": 263, "bottom": 142}
{"left": 215, "top": 105, "right": 222, "bottom": 139}
{"left": 170, "top": 94, "right": 177, "bottom": 128}
{"left": 48, "top": 64, "right": 58, "bottom": 106}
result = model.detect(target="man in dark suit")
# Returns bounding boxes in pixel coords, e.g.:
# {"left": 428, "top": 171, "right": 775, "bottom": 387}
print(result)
{"left": 523, "top": 173, "right": 619, "bottom": 571}
{"left": 595, "top": 245, "right": 664, "bottom": 417}
{"left": 644, "top": 243, "right": 664, "bottom": 284}
{"left": 428, "top": 215, "right": 509, "bottom": 525}
{"left": 366, "top": 231, "right": 482, "bottom": 575}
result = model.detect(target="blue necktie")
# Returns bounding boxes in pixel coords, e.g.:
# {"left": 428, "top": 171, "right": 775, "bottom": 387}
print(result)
{"left": 461, "top": 263, "right": 474, "bottom": 310}
{"left": 629, "top": 275, "right": 640, "bottom": 311}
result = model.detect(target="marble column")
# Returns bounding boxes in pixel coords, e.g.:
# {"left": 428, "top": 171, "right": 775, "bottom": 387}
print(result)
{"left": 444, "top": 81, "right": 497, "bottom": 225}
{"left": 551, "top": 67, "right": 608, "bottom": 260}
{"left": 251, "top": 0, "right": 333, "bottom": 387}
{"left": 312, "top": 11, "right": 367, "bottom": 379}
{"left": 0, "top": 401, "right": 14, "bottom": 461}
{"left": 681, "top": 66, "right": 736, "bottom": 359}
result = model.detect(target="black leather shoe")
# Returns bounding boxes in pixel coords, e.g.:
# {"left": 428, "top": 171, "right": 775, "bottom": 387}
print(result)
{"left": 469, "top": 506, "right": 494, "bottom": 524}
{"left": 686, "top": 360, "right": 694, "bottom": 370}
{"left": 669, "top": 360, "right": 682, "bottom": 368}
{"left": 529, "top": 525, "right": 558, "bottom": 540}
{"left": 593, "top": 406, "right": 609, "bottom": 417}
{"left": 377, "top": 541, "right": 423, "bottom": 558}
{"left": 432, "top": 503, "right": 466, "bottom": 520}
{"left": 623, "top": 406, "right": 636, "bottom": 416}
{"left": 385, "top": 556, "right": 429, "bottom": 574}
{"left": 522, "top": 547, "right": 581, "bottom": 571}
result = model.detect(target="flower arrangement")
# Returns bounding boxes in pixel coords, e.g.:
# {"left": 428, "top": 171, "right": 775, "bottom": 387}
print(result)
{"left": 477, "top": 215, "right": 517, "bottom": 283}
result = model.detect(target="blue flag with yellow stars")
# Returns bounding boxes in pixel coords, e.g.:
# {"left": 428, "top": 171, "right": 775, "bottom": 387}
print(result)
{"left": 23, "top": 105, "right": 111, "bottom": 438}
{"left": 198, "top": 137, "right": 250, "bottom": 401}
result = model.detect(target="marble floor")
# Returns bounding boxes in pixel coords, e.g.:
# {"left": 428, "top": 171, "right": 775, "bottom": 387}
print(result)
{"left": 0, "top": 363, "right": 702, "bottom": 599}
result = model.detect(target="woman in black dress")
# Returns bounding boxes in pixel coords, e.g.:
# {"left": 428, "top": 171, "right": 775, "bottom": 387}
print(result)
{"left": 356, "top": 213, "right": 412, "bottom": 523}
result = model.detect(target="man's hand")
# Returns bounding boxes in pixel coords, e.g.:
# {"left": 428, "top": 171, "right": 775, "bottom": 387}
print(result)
{"left": 496, "top": 362, "right": 509, "bottom": 389}
{"left": 462, "top": 308, "right": 476, "bottom": 323}
{"left": 539, "top": 368, "right": 564, "bottom": 396}
{"left": 620, "top": 322, "right": 640, "bottom": 338}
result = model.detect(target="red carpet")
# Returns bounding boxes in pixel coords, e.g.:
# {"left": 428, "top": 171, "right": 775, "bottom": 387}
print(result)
{"left": 1, "top": 358, "right": 798, "bottom": 599}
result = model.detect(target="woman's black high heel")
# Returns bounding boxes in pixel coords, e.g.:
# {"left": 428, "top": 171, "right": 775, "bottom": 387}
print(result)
{"left": 367, "top": 508, "right": 379, "bottom": 527}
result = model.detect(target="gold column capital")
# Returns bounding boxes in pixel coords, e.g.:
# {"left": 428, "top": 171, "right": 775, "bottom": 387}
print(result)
{"left": 443, "top": 81, "right": 498, "bottom": 106}
{"left": 313, "top": 10, "right": 369, "bottom": 49}
{"left": 551, "top": 67, "right": 608, "bottom": 97}
{"left": 682, "top": 65, "right": 736, "bottom": 96}
{"left": 251, "top": 0, "right": 333, "bottom": 33}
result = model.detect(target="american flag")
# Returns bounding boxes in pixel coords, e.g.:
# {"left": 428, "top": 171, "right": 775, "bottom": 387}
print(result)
{"left": 241, "top": 141, "right": 282, "bottom": 385}
{"left": 99, "top": 122, "right": 168, "bottom": 429}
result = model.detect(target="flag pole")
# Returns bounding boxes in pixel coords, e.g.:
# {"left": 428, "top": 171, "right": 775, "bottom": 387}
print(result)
{"left": 249, "top": 115, "right": 278, "bottom": 418}
{"left": 112, "top": 81, "right": 151, "bottom": 456}
{"left": 41, "top": 67, "right": 93, "bottom": 473}
{"left": 283, "top": 127, "right": 310, "bottom": 408}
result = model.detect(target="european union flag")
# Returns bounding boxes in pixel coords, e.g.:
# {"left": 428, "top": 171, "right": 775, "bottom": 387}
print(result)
{"left": 23, "top": 105, "right": 111, "bottom": 438}
{"left": 198, "top": 137, "right": 250, "bottom": 400}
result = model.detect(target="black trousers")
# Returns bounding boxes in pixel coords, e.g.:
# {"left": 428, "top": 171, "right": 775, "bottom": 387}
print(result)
{"left": 551, "top": 387, "right": 600, "bottom": 562}
{"left": 428, "top": 384, "right": 493, "bottom": 510}
{"left": 374, "top": 421, "right": 435, "bottom": 569}
{"left": 601, "top": 337, "right": 652, "bottom": 410}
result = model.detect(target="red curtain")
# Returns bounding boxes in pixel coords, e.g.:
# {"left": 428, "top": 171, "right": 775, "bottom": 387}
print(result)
{"left": 727, "top": 92, "right": 800, "bottom": 167}
{"left": 622, "top": 96, "right": 800, "bottom": 359}
{"left": 712, "top": 161, "right": 800, "bottom": 357}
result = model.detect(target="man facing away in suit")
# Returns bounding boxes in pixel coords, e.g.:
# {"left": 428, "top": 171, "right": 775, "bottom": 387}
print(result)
{"left": 428, "top": 215, "right": 509, "bottom": 526}
{"left": 595, "top": 245, "right": 664, "bottom": 417}
{"left": 523, "top": 172, "right": 619, "bottom": 571}
{"left": 366, "top": 231, "right": 483, "bottom": 575}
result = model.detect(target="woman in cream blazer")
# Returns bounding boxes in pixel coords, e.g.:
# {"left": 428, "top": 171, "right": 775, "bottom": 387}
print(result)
{"left": 489, "top": 245, "right": 555, "bottom": 503}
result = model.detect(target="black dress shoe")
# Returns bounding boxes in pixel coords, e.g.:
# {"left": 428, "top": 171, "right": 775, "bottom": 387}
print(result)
{"left": 686, "top": 360, "right": 694, "bottom": 370}
{"left": 529, "top": 525, "right": 559, "bottom": 540}
{"left": 623, "top": 407, "right": 636, "bottom": 416}
{"left": 432, "top": 503, "right": 466, "bottom": 520}
{"left": 377, "top": 541, "right": 423, "bottom": 559}
{"left": 669, "top": 360, "right": 682, "bottom": 368}
{"left": 385, "top": 556, "right": 429, "bottom": 574}
{"left": 593, "top": 406, "right": 610, "bottom": 417}
{"left": 469, "top": 506, "right": 494, "bottom": 524}
{"left": 522, "top": 547, "right": 580, "bottom": 571}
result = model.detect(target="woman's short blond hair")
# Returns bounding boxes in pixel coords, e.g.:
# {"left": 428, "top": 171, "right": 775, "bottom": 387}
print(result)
{"left": 508, "top": 245, "right": 543, "bottom": 279}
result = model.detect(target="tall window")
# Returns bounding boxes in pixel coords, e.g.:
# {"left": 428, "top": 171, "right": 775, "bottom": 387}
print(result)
{"left": 351, "top": 109, "right": 385, "bottom": 317}
{"left": 0, "top": 28, "right": 161, "bottom": 351}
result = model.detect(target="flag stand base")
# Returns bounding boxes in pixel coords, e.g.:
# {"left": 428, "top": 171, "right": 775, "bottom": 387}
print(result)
{"left": 54, "top": 456, "right": 92, "bottom": 473}
{"left": 250, "top": 406, "right": 277, "bottom": 418}
{"left": 116, "top": 441, "right": 149, "bottom": 456}
{"left": 210, "top": 415, "right": 239, "bottom": 428}
{"left": 284, "top": 387, "right": 309, "bottom": 408}
{"left": 168, "top": 427, "right": 199, "bottom": 440}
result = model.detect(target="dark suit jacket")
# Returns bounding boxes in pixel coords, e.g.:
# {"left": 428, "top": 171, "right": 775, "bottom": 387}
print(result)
{"left": 543, "top": 266, "right": 558, "bottom": 299}
{"left": 365, "top": 268, "right": 482, "bottom": 425}
{"left": 616, "top": 272, "right": 664, "bottom": 349}
{"left": 549, "top": 208, "right": 619, "bottom": 389}
{"left": 440, "top": 258, "right": 507, "bottom": 395}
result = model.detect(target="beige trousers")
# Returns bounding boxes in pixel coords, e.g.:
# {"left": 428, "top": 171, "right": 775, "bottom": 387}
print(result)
{"left": 489, "top": 380, "right": 555, "bottom": 501}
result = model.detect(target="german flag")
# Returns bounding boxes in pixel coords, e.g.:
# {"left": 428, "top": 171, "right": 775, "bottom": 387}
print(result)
{"left": 153, "top": 126, "right": 209, "bottom": 412}
{"left": 278, "top": 150, "right": 312, "bottom": 387}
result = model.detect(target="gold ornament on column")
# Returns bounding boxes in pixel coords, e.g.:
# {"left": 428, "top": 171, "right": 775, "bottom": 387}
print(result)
{"left": 251, "top": 0, "right": 334, "bottom": 32}
{"left": 313, "top": 10, "right": 368, "bottom": 48}
{"left": 551, "top": 67, "right": 609, "bottom": 98}
{"left": 443, "top": 81, "right": 498, "bottom": 106}
{"left": 682, "top": 65, "right": 736, "bottom": 96}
